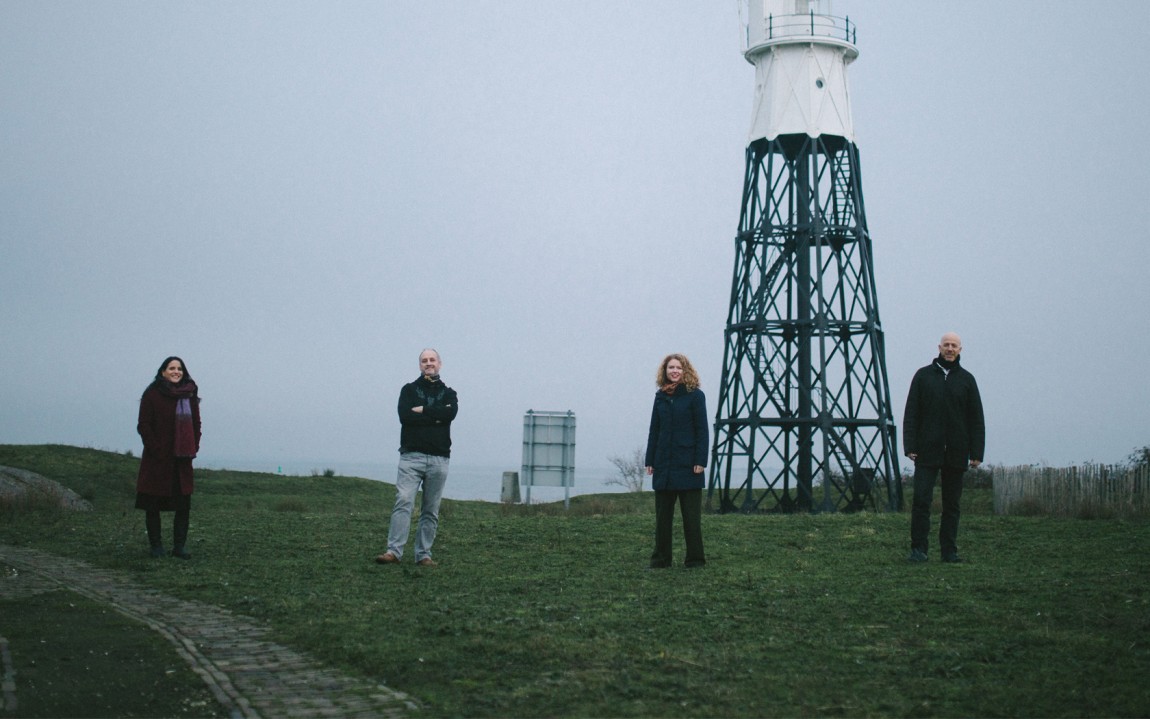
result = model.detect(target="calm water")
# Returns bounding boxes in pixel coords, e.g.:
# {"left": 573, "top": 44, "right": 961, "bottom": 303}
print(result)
{"left": 198, "top": 457, "right": 627, "bottom": 503}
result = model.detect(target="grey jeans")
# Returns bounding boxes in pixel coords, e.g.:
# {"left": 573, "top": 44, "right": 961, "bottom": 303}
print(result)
{"left": 386, "top": 452, "right": 449, "bottom": 562}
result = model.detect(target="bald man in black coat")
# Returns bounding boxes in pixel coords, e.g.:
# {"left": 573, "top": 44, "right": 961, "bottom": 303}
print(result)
{"left": 903, "top": 332, "right": 985, "bottom": 563}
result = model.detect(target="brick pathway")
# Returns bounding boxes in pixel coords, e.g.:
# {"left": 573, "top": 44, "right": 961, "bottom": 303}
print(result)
{"left": 0, "top": 544, "right": 419, "bottom": 718}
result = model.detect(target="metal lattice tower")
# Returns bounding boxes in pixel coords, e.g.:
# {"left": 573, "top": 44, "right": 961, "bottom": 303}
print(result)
{"left": 708, "top": 1, "right": 901, "bottom": 513}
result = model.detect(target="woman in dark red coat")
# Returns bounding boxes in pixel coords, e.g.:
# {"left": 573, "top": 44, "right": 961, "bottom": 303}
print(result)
{"left": 644, "top": 353, "right": 708, "bottom": 569}
{"left": 136, "top": 356, "right": 201, "bottom": 559}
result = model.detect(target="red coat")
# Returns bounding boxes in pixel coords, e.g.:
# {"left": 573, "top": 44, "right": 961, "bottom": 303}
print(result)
{"left": 136, "top": 384, "right": 201, "bottom": 496}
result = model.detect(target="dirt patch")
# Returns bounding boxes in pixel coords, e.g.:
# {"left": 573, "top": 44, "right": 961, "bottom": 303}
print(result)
{"left": 0, "top": 466, "right": 92, "bottom": 511}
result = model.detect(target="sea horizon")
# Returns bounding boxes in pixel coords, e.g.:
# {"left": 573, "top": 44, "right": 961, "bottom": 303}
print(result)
{"left": 196, "top": 455, "right": 626, "bottom": 503}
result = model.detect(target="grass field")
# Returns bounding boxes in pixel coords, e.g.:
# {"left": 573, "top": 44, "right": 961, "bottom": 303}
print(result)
{"left": 2, "top": 444, "right": 1148, "bottom": 717}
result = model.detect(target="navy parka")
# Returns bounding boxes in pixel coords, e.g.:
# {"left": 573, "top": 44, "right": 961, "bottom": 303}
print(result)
{"left": 644, "top": 385, "right": 709, "bottom": 491}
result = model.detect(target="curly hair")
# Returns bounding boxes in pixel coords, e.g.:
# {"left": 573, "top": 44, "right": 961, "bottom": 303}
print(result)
{"left": 656, "top": 353, "right": 700, "bottom": 391}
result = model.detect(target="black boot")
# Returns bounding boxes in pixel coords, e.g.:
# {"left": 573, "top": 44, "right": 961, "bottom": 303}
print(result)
{"left": 146, "top": 510, "right": 165, "bottom": 558}
{"left": 171, "top": 508, "right": 191, "bottom": 559}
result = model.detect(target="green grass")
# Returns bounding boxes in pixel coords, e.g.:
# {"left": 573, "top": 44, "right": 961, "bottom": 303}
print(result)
{"left": 2, "top": 444, "right": 1149, "bottom": 717}
{"left": 0, "top": 591, "right": 226, "bottom": 718}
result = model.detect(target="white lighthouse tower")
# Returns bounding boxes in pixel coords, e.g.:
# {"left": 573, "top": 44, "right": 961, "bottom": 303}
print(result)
{"left": 746, "top": 0, "right": 857, "bottom": 141}
{"left": 709, "top": 1, "right": 900, "bottom": 513}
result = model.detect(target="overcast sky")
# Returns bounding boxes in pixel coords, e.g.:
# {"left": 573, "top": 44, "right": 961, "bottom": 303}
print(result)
{"left": 3, "top": 1, "right": 1148, "bottom": 485}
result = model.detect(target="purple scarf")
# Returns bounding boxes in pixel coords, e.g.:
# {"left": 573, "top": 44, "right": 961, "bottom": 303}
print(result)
{"left": 174, "top": 397, "right": 196, "bottom": 458}
{"left": 158, "top": 379, "right": 198, "bottom": 458}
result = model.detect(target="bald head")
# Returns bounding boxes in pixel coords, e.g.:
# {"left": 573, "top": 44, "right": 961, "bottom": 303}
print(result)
{"left": 419, "top": 348, "right": 442, "bottom": 377}
{"left": 938, "top": 333, "right": 962, "bottom": 362}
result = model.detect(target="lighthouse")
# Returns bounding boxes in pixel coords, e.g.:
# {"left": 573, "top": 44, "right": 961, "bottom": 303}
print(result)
{"left": 708, "top": 0, "right": 900, "bottom": 513}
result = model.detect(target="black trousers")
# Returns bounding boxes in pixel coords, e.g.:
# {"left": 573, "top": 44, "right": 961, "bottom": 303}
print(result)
{"left": 145, "top": 507, "right": 190, "bottom": 548}
{"left": 651, "top": 489, "right": 705, "bottom": 568}
{"left": 910, "top": 464, "right": 965, "bottom": 556}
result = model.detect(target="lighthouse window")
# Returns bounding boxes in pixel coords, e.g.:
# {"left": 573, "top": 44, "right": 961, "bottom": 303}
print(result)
{"left": 815, "top": 78, "right": 825, "bottom": 89}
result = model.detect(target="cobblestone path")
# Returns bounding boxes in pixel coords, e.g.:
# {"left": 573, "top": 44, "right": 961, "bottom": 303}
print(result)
{"left": 0, "top": 544, "right": 419, "bottom": 718}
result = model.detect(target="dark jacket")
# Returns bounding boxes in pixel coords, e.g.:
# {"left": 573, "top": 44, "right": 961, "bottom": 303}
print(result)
{"left": 902, "top": 356, "right": 985, "bottom": 468}
{"left": 136, "top": 383, "right": 201, "bottom": 496}
{"left": 645, "top": 385, "right": 709, "bottom": 491}
{"left": 398, "top": 376, "right": 458, "bottom": 457}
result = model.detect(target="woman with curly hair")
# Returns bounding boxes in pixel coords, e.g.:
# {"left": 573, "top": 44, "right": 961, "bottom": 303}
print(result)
{"left": 136, "top": 356, "right": 201, "bottom": 559}
{"left": 644, "top": 353, "right": 708, "bottom": 569}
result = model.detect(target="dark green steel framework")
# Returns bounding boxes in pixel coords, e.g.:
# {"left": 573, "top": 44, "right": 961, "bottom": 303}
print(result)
{"left": 708, "top": 133, "right": 901, "bottom": 513}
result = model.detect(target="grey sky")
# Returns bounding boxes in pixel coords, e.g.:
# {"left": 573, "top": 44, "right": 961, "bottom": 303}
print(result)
{"left": 3, "top": 1, "right": 1148, "bottom": 481}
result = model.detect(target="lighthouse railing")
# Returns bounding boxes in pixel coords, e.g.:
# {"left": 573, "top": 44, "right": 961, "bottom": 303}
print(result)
{"left": 758, "top": 11, "right": 856, "bottom": 45}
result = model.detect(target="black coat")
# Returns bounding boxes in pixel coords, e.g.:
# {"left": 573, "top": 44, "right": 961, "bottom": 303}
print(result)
{"left": 645, "top": 386, "right": 709, "bottom": 491}
{"left": 902, "top": 357, "right": 985, "bottom": 468}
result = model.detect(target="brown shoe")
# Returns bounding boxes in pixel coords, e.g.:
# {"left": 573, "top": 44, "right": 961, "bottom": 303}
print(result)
{"left": 375, "top": 551, "right": 399, "bottom": 564}
{"left": 416, "top": 558, "right": 437, "bottom": 567}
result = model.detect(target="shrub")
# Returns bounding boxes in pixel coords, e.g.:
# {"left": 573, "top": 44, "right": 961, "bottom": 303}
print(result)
{"left": 606, "top": 448, "right": 646, "bottom": 492}
{"left": 1126, "top": 445, "right": 1150, "bottom": 470}
{"left": 965, "top": 465, "right": 993, "bottom": 489}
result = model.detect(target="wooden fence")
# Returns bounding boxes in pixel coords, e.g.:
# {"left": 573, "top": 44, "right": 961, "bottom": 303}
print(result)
{"left": 993, "top": 463, "right": 1150, "bottom": 518}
